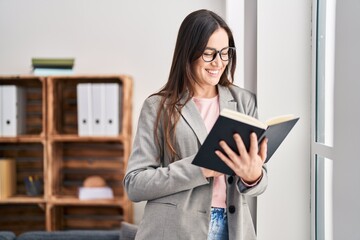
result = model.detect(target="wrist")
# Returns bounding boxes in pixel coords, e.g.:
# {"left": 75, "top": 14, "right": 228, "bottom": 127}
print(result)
{"left": 240, "top": 171, "right": 263, "bottom": 187}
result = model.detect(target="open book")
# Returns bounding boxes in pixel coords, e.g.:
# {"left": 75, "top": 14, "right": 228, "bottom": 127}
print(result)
{"left": 192, "top": 108, "right": 299, "bottom": 175}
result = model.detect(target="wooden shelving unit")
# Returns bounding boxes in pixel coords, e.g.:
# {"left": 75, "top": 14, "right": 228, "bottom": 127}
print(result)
{"left": 0, "top": 75, "right": 133, "bottom": 234}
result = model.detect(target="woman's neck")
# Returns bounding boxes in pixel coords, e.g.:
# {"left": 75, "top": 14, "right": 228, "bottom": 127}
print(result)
{"left": 193, "top": 85, "right": 218, "bottom": 98}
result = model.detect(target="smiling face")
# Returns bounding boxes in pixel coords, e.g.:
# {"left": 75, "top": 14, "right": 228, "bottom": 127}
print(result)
{"left": 192, "top": 27, "right": 229, "bottom": 98}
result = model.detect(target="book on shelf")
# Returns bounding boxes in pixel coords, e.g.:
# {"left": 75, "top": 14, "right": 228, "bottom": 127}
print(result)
{"left": 33, "top": 68, "right": 74, "bottom": 76}
{"left": 0, "top": 158, "right": 16, "bottom": 199}
{"left": 31, "top": 58, "right": 74, "bottom": 69}
{"left": 31, "top": 57, "right": 74, "bottom": 76}
{"left": 192, "top": 108, "right": 300, "bottom": 175}
{"left": 78, "top": 186, "right": 114, "bottom": 200}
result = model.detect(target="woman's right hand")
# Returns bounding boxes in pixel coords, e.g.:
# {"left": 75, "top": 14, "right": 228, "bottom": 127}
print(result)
{"left": 201, "top": 167, "right": 223, "bottom": 178}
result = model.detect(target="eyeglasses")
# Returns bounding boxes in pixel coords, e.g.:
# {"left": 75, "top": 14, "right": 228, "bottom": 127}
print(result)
{"left": 201, "top": 47, "right": 236, "bottom": 62}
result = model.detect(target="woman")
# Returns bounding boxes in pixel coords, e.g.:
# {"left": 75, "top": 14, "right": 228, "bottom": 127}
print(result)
{"left": 124, "top": 9, "right": 268, "bottom": 240}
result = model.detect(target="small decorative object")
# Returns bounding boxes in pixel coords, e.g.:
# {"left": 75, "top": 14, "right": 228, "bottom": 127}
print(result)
{"left": 24, "top": 175, "right": 43, "bottom": 196}
{"left": 83, "top": 175, "right": 107, "bottom": 188}
{"left": 78, "top": 175, "right": 114, "bottom": 200}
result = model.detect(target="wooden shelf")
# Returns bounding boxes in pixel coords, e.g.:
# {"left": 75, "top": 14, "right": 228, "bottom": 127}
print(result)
{"left": 0, "top": 195, "right": 45, "bottom": 204}
{"left": 0, "top": 203, "right": 46, "bottom": 234}
{"left": 0, "top": 136, "right": 45, "bottom": 143}
{"left": 0, "top": 75, "right": 133, "bottom": 233}
{"left": 49, "top": 195, "right": 126, "bottom": 206}
{"left": 48, "top": 134, "right": 128, "bottom": 142}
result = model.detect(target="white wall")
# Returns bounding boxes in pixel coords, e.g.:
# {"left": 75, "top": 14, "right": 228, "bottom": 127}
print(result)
{"left": 226, "top": 0, "right": 257, "bottom": 92}
{"left": 257, "top": 1, "right": 311, "bottom": 240}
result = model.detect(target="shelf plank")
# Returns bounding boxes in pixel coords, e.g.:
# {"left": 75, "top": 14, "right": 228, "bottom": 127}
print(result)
{"left": 0, "top": 136, "right": 45, "bottom": 143}
{"left": 0, "top": 195, "right": 45, "bottom": 204}
{"left": 49, "top": 195, "right": 125, "bottom": 206}
{"left": 48, "top": 134, "right": 129, "bottom": 142}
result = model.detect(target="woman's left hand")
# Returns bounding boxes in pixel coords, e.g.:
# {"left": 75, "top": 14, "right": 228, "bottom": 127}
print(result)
{"left": 215, "top": 132, "right": 267, "bottom": 184}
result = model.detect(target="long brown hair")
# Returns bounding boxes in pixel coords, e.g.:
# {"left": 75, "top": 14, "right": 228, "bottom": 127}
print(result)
{"left": 153, "top": 9, "right": 237, "bottom": 161}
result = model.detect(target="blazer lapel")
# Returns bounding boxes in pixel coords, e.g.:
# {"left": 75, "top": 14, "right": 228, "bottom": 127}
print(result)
{"left": 218, "top": 85, "right": 237, "bottom": 112}
{"left": 179, "top": 85, "right": 238, "bottom": 144}
{"left": 181, "top": 98, "right": 208, "bottom": 144}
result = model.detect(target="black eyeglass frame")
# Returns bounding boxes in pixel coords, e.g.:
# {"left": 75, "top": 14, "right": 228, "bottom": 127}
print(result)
{"left": 201, "top": 47, "right": 236, "bottom": 62}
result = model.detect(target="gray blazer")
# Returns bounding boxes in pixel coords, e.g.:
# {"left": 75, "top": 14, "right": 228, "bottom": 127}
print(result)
{"left": 124, "top": 84, "right": 268, "bottom": 240}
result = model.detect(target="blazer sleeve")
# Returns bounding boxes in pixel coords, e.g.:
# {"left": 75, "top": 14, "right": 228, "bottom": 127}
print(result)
{"left": 123, "top": 97, "right": 209, "bottom": 202}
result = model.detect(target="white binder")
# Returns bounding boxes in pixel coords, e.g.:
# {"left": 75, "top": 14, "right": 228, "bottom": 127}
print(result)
{"left": 1, "top": 85, "right": 26, "bottom": 136}
{"left": 104, "top": 83, "right": 120, "bottom": 136}
{"left": 91, "top": 83, "right": 106, "bottom": 136}
{"left": 77, "top": 83, "right": 93, "bottom": 136}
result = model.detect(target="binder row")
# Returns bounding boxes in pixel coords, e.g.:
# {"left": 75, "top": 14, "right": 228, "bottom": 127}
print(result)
{"left": 77, "top": 83, "right": 122, "bottom": 136}
{"left": 0, "top": 85, "right": 26, "bottom": 136}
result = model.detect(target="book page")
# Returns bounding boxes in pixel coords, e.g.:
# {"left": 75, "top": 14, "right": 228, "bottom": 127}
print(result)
{"left": 266, "top": 114, "right": 296, "bottom": 126}
{"left": 220, "top": 109, "right": 267, "bottom": 129}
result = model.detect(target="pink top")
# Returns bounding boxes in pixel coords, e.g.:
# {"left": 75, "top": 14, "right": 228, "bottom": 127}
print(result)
{"left": 193, "top": 95, "right": 227, "bottom": 208}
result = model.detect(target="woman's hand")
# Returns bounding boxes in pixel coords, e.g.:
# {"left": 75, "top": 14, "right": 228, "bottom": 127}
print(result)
{"left": 215, "top": 132, "right": 267, "bottom": 184}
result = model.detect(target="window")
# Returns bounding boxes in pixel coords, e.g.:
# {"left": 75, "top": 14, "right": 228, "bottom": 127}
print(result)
{"left": 315, "top": 0, "right": 335, "bottom": 147}
{"left": 311, "top": 0, "right": 336, "bottom": 239}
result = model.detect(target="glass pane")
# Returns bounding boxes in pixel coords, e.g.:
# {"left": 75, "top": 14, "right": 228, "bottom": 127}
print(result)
{"left": 316, "top": 0, "right": 336, "bottom": 146}
{"left": 316, "top": 155, "right": 333, "bottom": 240}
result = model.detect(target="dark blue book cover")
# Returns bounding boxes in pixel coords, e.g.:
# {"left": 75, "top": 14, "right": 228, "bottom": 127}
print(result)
{"left": 192, "top": 109, "right": 299, "bottom": 175}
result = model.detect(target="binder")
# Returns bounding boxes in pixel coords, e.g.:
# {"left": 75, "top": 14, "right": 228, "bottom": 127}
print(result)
{"left": 91, "top": 83, "right": 106, "bottom": 136}
{"left": 104, "top": 83, "right": 120, "bottom": 136}
{"left": 1, "top": 85, "right": 26, "bottom": 136}
{"left": 118, "top": 84, "right": 123, "bottom": 133}
{"left": 0, "top": 158, "right": 17, "bottom": 199}
{"left": 77, "top": 83, "right": 93, "bottom": 136}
